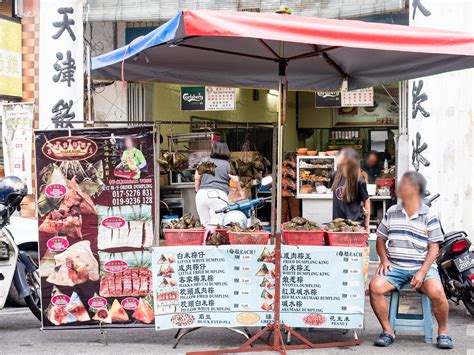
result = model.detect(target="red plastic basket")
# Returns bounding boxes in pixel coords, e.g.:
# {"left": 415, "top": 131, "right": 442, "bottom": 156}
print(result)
{"left": 281, "top": 230, "right": 325, "bottom": 246}
{"left": 326, "top": 232, "right": 368, "bottom": 247}
{"left": 228, "top": 231, "right": 270, "bottom": 245}
{"left": 164, "top": 229, "right": 206, "bottom": 246}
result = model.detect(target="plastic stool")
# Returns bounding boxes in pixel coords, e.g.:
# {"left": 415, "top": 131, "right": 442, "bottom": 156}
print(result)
{"left": 388, "top": 283, "right": 433, "bottom": 344}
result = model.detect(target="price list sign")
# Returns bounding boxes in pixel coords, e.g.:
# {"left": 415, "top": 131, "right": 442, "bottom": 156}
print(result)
{"left": 341, "top": 87, "right": 374, "bottom": 107}
{"left": 280, "top": 245, "right": 365, "bottom": 329}
{"left": 204, "top": 87, "right": 236, "bottom": 111}
{"left": 152, "top": 245, "right": 274, "bottom": 330}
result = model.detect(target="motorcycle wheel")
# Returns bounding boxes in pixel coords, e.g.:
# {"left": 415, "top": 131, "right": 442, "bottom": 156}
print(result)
{"left": 8, "top": 247, "right": 38, "bottom": 307}
{"left": 462, "top": 295, "right": 474, "bottom": 316}
{"left": 23, "top": 269, "right": 41, "bottom": 321}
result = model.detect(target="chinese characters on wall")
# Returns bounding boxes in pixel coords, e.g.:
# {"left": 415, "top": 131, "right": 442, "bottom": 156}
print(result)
{"left": 39, "top": 0, "right": 84, "bottom": 129}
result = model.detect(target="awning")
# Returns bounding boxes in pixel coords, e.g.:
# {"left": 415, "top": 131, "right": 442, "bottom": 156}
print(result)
{"left": 91, "top": 10, "right": 474, "bottom": 90}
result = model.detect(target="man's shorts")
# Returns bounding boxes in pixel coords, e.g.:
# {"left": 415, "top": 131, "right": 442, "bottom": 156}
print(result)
{"left": 381, "top": 266, "right": 440, "bottom": 290}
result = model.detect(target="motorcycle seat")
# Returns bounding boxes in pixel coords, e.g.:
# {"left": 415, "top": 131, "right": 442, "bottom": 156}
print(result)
{"left": 441, "top": 231, "right": 467, "bottom": 243}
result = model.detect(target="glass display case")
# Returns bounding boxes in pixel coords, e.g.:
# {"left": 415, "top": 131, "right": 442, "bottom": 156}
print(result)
{"left": 296, "top": 156, "right": 336, "bottom": 198}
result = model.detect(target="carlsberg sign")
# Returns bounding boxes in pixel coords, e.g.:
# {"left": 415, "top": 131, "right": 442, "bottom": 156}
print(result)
{"left": 180, "top": 86, "right": 236, "bottom": 111}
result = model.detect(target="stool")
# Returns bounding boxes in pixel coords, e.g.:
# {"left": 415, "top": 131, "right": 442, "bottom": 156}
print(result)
{"left": 388, "top": 283, "right": 433, "bottom": 344}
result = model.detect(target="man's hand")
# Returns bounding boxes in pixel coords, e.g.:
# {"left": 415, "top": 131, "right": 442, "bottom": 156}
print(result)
{"left": 410, "top": 270, "right": 426, "bottom": 289}
{"left": 376, "top": 261, "right": 392, "bottom": 275}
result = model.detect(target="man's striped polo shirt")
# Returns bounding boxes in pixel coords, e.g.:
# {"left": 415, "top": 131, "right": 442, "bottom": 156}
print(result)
{"left": 376, "top": 202, "right": 443, "bottom": 270}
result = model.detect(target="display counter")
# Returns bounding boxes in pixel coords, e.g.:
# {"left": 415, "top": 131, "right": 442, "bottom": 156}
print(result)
{"left": 296, "top": 156, "right": 336, "bottom": 224}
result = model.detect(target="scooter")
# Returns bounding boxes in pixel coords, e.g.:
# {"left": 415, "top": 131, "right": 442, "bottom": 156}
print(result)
{"left": 0, "top": 177, "right": 41, "bottom": 320}
{"left": 208, "top": 175, "right": 273, "bottom": 228}
{"left": 424, "top": 193, "right": 474, "bottom": 315}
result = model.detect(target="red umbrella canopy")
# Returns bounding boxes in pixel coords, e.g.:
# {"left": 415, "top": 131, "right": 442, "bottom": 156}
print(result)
{"left": 92, "top": 10, "right": 474, "bottom": 90}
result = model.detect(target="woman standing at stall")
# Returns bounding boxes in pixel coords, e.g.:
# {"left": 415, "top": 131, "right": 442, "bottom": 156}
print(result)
{"left": 194, "top": 141, "right": 232, "bottom": 226}
{"left": 331, "top": 148, "right": 370, "bottom": 230}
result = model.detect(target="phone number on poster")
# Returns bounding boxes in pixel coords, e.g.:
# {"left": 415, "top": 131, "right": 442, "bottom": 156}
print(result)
{"left": 112, "top": 196, "right": 153, "bottom": 205}
{"left": 111, "top": 189, "right": 152, "bottom": 198}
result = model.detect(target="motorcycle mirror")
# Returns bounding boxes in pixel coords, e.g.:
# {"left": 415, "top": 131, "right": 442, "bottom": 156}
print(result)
{"left": 261, "top": 175, "right": 273, "bottom": 186}
{"left": 207, "top": 190, "right": 219, "bottom": 199}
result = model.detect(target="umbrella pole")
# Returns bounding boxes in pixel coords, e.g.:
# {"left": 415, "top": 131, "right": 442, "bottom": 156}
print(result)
{"left": 186, "top": 43, "right": 362, "bottom": 355}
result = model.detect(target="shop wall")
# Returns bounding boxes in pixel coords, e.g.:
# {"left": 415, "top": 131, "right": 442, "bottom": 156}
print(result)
{"left": 407, "top": 0, "right": 473, "bottom": 239}
{"left": 298, "top": 92, "right": 333, "bottom": 129}
{"left": 153, "top": 83, "right": 300, "bottom": 153}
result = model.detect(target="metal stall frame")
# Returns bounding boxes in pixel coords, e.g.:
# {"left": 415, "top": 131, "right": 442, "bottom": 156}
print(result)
{"left": 69, "top": 120, "right": 278, "bottom": 245}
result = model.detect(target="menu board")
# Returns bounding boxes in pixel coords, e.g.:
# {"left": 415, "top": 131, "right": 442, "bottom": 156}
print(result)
{"left": 280, "top": 245, "right": 364, "bottom": 329}
{"left": 152, "top": 245, "right": 275, "bottom": 330}
{"left": 35, "top": 126, "right": 156, "bottom": 328}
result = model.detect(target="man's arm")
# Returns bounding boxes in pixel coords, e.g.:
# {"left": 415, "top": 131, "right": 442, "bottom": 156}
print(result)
{"left": 194, "top": 170, "right": 201, "bottom": 192}
{"left": 375, "top": 212, "right": 391, "bottom": 275}
{"left": 363, "top": 199, "right": 370, "bottom": 231}
{"left": 375, "top": 237, "right": 391, "bottom": 275}
{"left": 410, "top": 242, "right": 439, "bottom": 289}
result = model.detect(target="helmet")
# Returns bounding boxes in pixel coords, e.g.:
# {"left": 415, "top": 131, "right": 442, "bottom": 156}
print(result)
{"left": 0, "top": 176, "right": 28, "bottom": 205}
{"left": 222, "top": 210, "right": 247, "bottom": 228}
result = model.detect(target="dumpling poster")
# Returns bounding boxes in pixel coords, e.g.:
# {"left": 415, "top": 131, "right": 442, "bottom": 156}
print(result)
{"left": 35, "top": 126, "right": 156, "bottom": 328}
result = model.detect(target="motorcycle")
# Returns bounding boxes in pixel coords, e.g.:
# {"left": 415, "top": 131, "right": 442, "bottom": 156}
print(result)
{"left": 0, "top": 177, "right": 41, "bottom": 320}
{"left": 425, "top": 192, "right": 474, "bottom": 315}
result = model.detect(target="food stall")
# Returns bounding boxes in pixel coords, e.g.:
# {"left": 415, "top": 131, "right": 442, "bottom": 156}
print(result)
{"left": 82, "top": 8, "right": 474, "bottom": 354}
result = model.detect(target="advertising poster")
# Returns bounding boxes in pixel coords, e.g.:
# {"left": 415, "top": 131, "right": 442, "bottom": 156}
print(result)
{"left": 35, "top": 126, "right": 155, "bottom": 328}
{"left": 280, "top": 245, "right": 365, "bottom": 329}
{"left": 1, "top": 102, "right": 34, "bottom": 191}
{"left": 152, "top": 245, "right": 275, "bottom": 330}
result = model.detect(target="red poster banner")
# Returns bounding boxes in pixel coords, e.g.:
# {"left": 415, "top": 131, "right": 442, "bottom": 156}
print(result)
{"left": 35, "top": 126, "right": 156, "bottom": 328}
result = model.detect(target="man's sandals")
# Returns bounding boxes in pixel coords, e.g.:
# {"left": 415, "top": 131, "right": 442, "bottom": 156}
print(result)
{"left": 437, "top": 335, "right": 454, "bottom": 349}
{"left": 374, "top": 333, "right": 454, "bottom": 349}
{"left": 374, "top": 333, "right": 395, "bottom": 347}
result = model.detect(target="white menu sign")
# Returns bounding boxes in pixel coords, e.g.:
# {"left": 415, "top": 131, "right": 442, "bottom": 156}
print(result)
{"left": 204, "top": 87, "right": 236, "bottom": 111}
{"left": 341, "top": 87, "right": 374, "bottom": 107}
{"left": 280, "top": 245, "right": 365, "bottom": 329}
{"left": 39, "top": 0, "right": 83, "bottom": 129}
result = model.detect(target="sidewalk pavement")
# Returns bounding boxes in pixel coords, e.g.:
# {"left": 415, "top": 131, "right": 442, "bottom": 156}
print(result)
{"left": 1, "top": 266, "right": 472, "bottom": 355}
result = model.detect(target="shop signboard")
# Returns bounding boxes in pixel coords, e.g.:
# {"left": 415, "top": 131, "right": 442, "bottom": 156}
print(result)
{"left": 181, "top": 86, "right": 236, "bottom": 111}
{"left": 280, "top": 246, "right": 364, "bottom": 329}
{"left": 152, "top": 245, "right": 276, "bottom": 330}
{"left": 39, "top": 0, "right": 84, "bottom": 129}
{"left": 315, "top": 92, "right": 342, "bottom": 107}
{"left": 152, "top": 244, "right": 365, "bottom": 331}
{"left": 315, "top": 87, "right": 373, "bottom": 108}
{"left": 1, "top": 102, "right": 34, "bottom": 191}
{"left": 35, "top": 126, "right": 156, "bottom": 329}
{"left": 0, "top": 17, "right": 22, "bottom": 97}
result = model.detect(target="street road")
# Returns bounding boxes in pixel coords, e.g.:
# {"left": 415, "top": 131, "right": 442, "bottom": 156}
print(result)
{"left": 1, "top": 298, "right": 472, "bottom": 354}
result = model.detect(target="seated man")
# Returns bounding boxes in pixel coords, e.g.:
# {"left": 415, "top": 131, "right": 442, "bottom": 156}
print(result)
{"left": 361, "top": 150, "right": 381, "bottom": 183}
{"left": 369, "top": 171, "right": 453, "bottom": 349}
